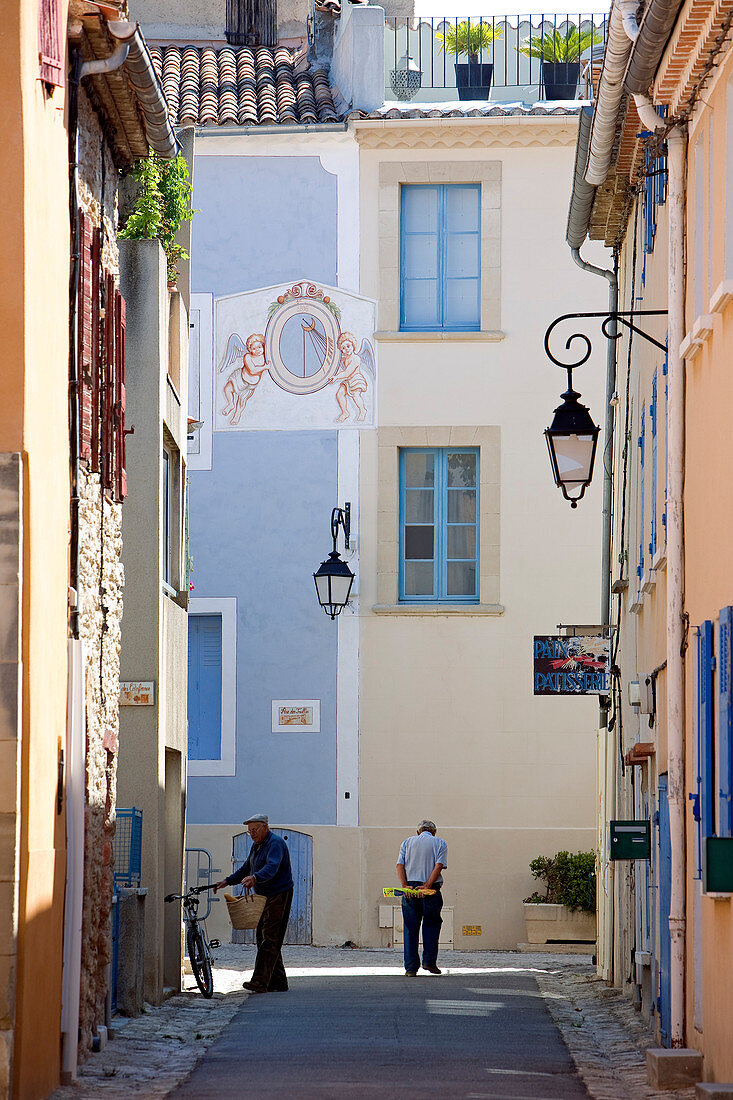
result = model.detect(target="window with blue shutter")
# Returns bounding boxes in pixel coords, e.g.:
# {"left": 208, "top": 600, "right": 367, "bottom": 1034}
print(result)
{"left": 637, "top": 406, "right": 646, "bottom": 583}
{"left": 188, "top": 614, "right": 223, "bottom": 760}
{"left": 650, "top": 373, "right": 657, "bottom": 562}
{"left": 662, "top": 345, "right": 668, "bottom": 545}
{"left": 698, "top": 619, "right": 715, "bottom": 840}
{"left": 399, "top": 448, "right": 479, "bottom": 603}
{"left": 719, "top": 607, "right": 733, "bottom": 837}
{"left": 400, "top": 184, "right": 481, "bottom": 332}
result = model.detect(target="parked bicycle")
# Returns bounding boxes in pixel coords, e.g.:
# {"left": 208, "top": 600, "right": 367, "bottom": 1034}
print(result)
{"left": 164, "top": 884, "right": 220, "bottom": 998}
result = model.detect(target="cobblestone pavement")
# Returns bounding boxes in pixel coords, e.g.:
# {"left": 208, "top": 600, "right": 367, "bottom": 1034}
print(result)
{"left": 49, "top": 945, "right": 696, "bottom": 1100}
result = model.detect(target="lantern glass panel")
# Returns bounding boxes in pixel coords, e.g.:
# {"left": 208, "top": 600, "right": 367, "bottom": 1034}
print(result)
{"left": 552, "top": 432, "right": 595, "bottom": 486}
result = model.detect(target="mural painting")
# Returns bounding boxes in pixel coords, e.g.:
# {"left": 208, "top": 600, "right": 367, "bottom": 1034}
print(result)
{"left": 214, "top": 281, "right": 376, "bottom": 431}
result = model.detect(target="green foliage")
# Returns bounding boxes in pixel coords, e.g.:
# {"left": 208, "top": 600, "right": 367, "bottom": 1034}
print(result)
{"left": 523, "top": 850, "right": 597, "bottom": 912}
{"left": 437, "top": 20, "right": 503, "bottom": 63}
{"left": 517, "top": 25, "right": 602, "bottom": 63}
{"left": 119, "top": 153, "right": 195, "bottom": 283}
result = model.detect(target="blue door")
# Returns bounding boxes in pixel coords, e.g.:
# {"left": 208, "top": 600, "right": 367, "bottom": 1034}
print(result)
{"left": 657, "top": 775, "right": 671, "bottom": 1046}
{"left": 230, "top": 829, "right": 313, "bottom": 945}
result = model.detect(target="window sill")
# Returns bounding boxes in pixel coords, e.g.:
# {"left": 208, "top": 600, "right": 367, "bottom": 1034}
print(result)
{"left": 375, "top": 330, "right": 505, "bottom": 343}
{"left": 372, "top": 603, "right": 504, "bottom": 616}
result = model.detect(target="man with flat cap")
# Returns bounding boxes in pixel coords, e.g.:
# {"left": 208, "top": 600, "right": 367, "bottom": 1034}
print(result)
{"left": 396, "top": 820, "right": 447, "bottom": 976}
{"left": 213, "top": 814, "right": 293, "bottom": 993}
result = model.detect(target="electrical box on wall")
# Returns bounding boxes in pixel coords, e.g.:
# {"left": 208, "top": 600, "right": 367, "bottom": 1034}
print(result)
{"left": 610, "top": 820, "right": 651, "bottom": 860}
{"left": 628, "top": 681, "right": 641, "bottom": 707}
{"left": 638, "top": 673, "right": 654, "bottom": 714}
{"left": 703, "top": 837, "right": 733, "bottom": 893}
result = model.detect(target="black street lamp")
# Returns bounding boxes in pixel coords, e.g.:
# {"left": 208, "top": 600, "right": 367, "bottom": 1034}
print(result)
{"left": 313, "top": 504, "right": 355, "bottom": 619}
{"left": 545, "top": 369, "right": 600, "bottom": 508}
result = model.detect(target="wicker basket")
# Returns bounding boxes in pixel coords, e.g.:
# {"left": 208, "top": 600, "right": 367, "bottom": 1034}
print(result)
{"left": 224, "top": 892, "right": 266, "bottom": 930}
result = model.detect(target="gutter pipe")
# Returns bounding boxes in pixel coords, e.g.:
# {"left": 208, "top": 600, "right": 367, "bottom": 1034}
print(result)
{"left": 80, "top": 20, "right": 178, "bottom": 160}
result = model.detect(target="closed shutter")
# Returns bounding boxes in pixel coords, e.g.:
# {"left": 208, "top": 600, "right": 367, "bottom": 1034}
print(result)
{"left": 699, "top": 619, "right": 714, "bottom": 838}
{"left": 38, "top": 0, "right": 64, "bottom": 87}
{"left": 114, "top": 290, "right": 127, "bottom": 500}
{"left": 719, "top": 607, "right": 733, "bottom": 837}
{"left": 91, "top": 227, "right": 101, "bottom": 473}
{"left": 78, "top": 212, "right": 93, "bottom": 463}
{"left": 187, "top": 615, "right": 223, "bottom": 760}
{"left": 102, "top": 273, "right": 116, "bottom": 492}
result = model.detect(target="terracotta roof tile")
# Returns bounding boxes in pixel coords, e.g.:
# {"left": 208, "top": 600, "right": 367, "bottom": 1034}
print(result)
{"left": 346, "top": 101, "right": 585, "bottom": 120}
{"left": 150, "top": 44, "right": 340, "bottom": 126}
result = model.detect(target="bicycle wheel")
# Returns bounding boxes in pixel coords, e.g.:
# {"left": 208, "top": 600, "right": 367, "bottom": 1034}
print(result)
{"left": 187, "top": 924, "right": 214, "bottom": 998}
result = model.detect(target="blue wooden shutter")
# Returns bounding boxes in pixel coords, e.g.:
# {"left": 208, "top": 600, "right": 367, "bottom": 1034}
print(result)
{"left": 699, "top": 619, "right": 714, "bottom": 838}
{"left": 637, "top": 407, "right": 645, "bottom": 582}
{"left": 650, "top": 374, "right": 657, "bottom": 561}
{"left": 188, "top": 615, "right": 223, "bottom": 760}
{"left": 719, "top": 608, "right": 733, "bottom": 837}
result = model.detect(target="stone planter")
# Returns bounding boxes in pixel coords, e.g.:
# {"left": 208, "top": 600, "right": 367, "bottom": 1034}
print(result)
{"left": 523, "top": 902, "right": 596, "bottom": 945}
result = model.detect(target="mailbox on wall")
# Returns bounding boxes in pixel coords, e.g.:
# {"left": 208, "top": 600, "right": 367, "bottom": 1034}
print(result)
{"left": 610, "top": 820, "right": 651, "bottom": 860}
{"left": 703, "top": 837, "right": 733, "bottom": 893}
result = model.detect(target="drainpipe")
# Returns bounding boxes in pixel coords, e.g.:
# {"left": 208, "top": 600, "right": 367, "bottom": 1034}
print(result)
{"left": 665, "top": 124, "right": 687, "bottom": 1049}
{"left": 570, "top": 248, "right": 618, "bottom": 647}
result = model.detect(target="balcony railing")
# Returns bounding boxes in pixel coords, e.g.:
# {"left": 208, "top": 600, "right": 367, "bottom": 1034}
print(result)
{"left": 385, "top": 14, "right": 607, "bottom": 105}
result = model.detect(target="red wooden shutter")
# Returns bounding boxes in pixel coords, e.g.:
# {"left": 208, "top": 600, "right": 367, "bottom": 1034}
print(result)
{"left": 114, "top": 291, "right": 127, "bottom": 501}
{"left": 91, "top": 228, "right": 101, "bottom": 473}
{"left": 103, "top": 272, "right": 116, "bottom": 492}
{"left": 78, "top": 211, "right": 93, "bottom": 464}
{"left": 38, "top": 0, "right": 64, "bottom": 87}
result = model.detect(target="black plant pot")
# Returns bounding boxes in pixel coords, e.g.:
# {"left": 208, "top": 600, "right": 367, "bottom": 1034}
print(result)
{"left": 541, "top": 61, "right": 581, "bottom": 100}
{"left": 455, "top": 62, "right": 493, "bottom": 101}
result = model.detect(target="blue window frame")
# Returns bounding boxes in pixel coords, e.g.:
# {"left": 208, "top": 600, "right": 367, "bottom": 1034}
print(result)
{"left": 641, "top": 107, "right": 668, "bottom": 258}
{"left": 697, "top": 619, "right": 715, "bottom": 841}
{"left": 400, "top": 184, "right": 481, "bottom": 332}
{"left": 188, "top": 614, "right": 223, "bottom": 760}
{"left": 399, "top": 447, "right": 479, "bottom": 603}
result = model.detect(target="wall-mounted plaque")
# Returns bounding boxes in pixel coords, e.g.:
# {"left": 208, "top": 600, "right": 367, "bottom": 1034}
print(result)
{"left": 272, "top": 700, "right": 321, "bottom": 733}
{"left": 119, "top": 681, "right": 155, "bottom": 706}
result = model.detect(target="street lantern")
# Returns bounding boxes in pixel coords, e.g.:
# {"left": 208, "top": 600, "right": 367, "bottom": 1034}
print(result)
{"left": 545, "top": 373, "right": 600, "bottom": 508}
{"left": 313, "top": 504, "right": 355, "bottom": 619}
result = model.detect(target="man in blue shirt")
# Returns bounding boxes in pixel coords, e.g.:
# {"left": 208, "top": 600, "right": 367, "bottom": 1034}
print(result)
{"left": 396, "top": 819, "right": 447, "bottom": 977}
{"left": 214, "top": 814, "right": 294, "bottom": 993}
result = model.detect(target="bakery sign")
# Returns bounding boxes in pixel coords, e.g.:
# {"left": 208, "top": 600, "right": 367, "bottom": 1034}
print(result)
{"left": 272, "top": 700, "right": 321, "bottom": 733}
{"left": 533, "top": 636, "right": 611, "bottom": 695}
{"left": 119, "top": 681, "right": 155, "bottom": 706}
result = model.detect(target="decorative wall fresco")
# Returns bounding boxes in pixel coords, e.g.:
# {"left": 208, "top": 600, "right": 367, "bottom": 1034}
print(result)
{"left": 214, "top": 280, "right": 376, "bottom": 430}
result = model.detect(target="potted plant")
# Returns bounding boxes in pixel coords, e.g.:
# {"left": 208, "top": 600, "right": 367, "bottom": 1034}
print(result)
{"left": 517, "top": 24, "right": 603, "bottom": 100}
{"left": 437, "top": 19, "right": 503, "bottom": 101}
{"left": 119, "top": 152, "right": 196, "bottom": 288}
{"left": 523, "top": 850, "right": 597, "bottom": 947}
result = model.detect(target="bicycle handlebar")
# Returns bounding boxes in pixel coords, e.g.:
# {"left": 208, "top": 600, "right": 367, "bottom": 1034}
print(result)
{"left": 164, "top": 884, "right": 215, "bottom": 903}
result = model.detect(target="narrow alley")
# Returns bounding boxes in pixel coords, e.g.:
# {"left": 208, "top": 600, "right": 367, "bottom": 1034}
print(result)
{"left": 49, "top": 948, "right": 696, "bottom": 1100}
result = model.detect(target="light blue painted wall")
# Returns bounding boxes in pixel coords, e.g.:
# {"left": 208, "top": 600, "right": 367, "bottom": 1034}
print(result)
{"left": 191, "top": 156, "right": 338, "bottom": 296}
{"left": 187, "top": 430, "right": 339, "bottom": 825}
{"left": 187, "top": 151, "right": 341, "bottom": 826}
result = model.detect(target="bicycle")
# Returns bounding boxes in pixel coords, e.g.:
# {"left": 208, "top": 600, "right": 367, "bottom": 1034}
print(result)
{"left": 164, "top": 884, "right": 221, "bottom": 998}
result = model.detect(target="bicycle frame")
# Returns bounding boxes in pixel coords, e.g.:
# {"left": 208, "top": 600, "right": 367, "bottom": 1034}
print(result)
{"left": 165, "top": 885, "right": 219, "bottom": 997}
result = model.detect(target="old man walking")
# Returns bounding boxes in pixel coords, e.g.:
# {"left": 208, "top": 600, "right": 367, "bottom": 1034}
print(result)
{"left": 396, "top": 819, "right": 447, "bottom": 977}
{"left": 214, "top": 814, "right": 293, "bottom": 993}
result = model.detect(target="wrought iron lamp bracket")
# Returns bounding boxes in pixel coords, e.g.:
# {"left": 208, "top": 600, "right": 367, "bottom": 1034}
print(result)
{"left": 544, "top": 309, "right": 668, "bottom": 387}
{"left": 331, "top": 503, "right": 351, "bottom": 552}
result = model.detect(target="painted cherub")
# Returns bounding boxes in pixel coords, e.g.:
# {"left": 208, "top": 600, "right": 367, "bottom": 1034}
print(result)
{"left": 219, "top": 332, "right": 268, "bottom": 425}
{"left": 329, "top": 332, "right": 375, "bottom": 423}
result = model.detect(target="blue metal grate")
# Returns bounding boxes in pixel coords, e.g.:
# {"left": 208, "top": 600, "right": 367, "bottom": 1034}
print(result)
{"left": 113, "top": 807, "right": 143, "bottom": 888}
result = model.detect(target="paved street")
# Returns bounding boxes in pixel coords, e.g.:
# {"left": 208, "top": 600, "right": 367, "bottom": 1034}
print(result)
{"left": 170, "top": 965, "right": 588, "bottom": 1100}
{"left": 49, "top": 947, "right": 697, "bottom": 1100}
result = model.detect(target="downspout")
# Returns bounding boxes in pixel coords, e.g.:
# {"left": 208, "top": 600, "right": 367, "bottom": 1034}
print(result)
{"left": 665, "top": 123, "right": 686, "bottom": 1049}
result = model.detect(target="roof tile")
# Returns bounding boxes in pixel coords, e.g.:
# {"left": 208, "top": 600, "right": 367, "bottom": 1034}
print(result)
{"left": 150, "top": 44, "right": 340, "bottom": 126}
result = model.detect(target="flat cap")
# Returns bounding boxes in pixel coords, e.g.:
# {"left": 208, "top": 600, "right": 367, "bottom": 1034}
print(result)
{"left": 243, "top": 814, "right": 269, "bottom": 825}
{"left": 417, "top": 819, "right": 436, "bottom": 833}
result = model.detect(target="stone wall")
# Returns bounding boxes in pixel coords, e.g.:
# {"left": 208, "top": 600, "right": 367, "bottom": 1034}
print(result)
{"left": 77, "top": 468, "right": 124, "bottom": 1055}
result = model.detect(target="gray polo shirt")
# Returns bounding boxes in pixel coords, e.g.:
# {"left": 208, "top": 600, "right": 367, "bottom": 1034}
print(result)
{"left": 398, "top": 831, "right": 448, "bottom": 886}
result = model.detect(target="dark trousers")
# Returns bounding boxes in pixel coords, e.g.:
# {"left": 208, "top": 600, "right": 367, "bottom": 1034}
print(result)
{"left": 401, "top": 881, "right": 443, "bottom": 973}
{"left": 252, "top": 888, "right": 293, "bottom": 992}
